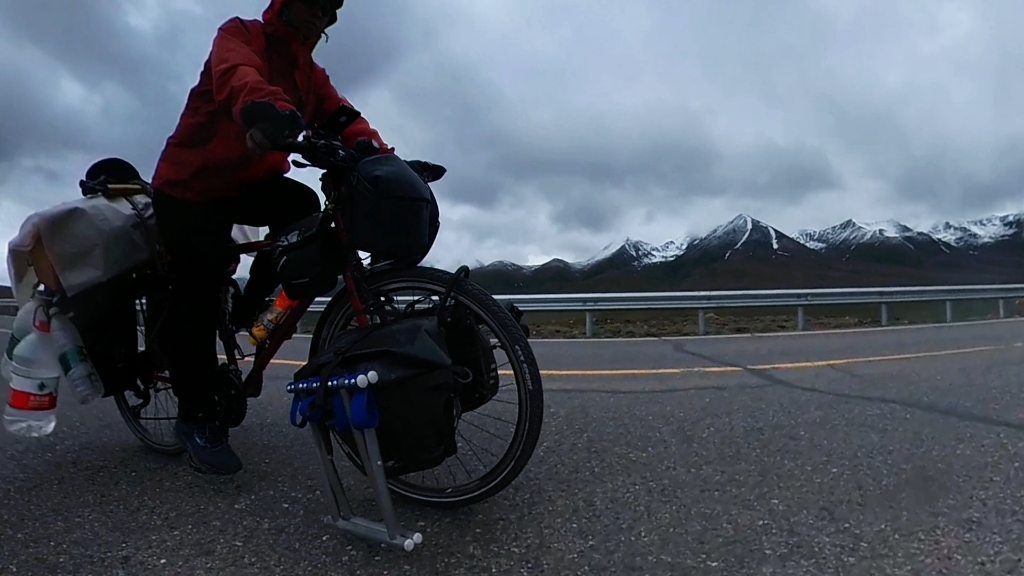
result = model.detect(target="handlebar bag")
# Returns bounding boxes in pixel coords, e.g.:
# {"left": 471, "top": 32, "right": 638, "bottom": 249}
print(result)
{"left": 346, "top": 154, "right": 439, "bottom": 265}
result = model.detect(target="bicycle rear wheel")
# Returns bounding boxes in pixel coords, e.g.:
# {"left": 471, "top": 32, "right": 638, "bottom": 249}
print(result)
{"left": 114, "top": 289, "right": 184, "bottom": 455}
{"left": 309, "top": 266, "right": 544, "bottom": 509}
{"left": 114, "top": 275, "right": 246, "bottom": 454}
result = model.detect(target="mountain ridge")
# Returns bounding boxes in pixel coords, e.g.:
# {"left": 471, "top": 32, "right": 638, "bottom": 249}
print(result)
{"left": 467, "top": 211, "right": 1024, "bottom": 294}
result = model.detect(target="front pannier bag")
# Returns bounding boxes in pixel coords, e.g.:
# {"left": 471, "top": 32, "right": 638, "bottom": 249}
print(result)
{"left": 293, "top": 316, "right": 465, "bottom": 476}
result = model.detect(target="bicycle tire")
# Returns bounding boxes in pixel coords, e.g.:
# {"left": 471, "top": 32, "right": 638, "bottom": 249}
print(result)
{"left": 113, "top": 290, "right": 185, "bottom": 456}
{"left": 308, "top": 265, "right": 545, "bottom": 509}
{"left": 114, "top": 389, "right": 185, "bottom": 455}
{"left": 114, "top": 279, "right": 244, "bottom": 455}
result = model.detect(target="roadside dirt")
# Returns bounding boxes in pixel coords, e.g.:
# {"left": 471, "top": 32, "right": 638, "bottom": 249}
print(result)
{"left": 522, "top": 311, "right": 1007, "bottom": 339}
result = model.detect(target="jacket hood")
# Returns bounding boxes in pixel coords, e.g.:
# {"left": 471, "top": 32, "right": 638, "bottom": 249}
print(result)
{"left": 262, "top": 0, "right": 338, "bottom": 52}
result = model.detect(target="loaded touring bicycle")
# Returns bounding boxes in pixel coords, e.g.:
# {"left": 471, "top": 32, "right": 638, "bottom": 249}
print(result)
{"left": 4, "top": 104, "right": 544, "bottom": 552}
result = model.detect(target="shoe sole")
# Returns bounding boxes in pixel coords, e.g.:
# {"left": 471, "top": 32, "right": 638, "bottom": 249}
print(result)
{"left": 184, "top": 450, "right": 243, "bottom": 476}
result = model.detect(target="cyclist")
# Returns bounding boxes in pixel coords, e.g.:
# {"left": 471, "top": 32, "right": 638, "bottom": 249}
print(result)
{"left": 149, "top": 0, "right": 393, "bottom": 475}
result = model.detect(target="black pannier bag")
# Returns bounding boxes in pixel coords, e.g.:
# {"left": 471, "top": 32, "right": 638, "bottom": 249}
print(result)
{"left": 403, "top": 301, "right": 503, "bottom": 412}
{"left": 55, "top": 265, "right": 143, "bottom": 398}
{"left": 407, "top": 302, "right": 500, "bottom": 414}
{"left": 265, "top": 213, "right": 341, "bottom": 301}
{"left": 294, "top": 316, "right": 466, "bottom": 477}
{"left": 345, "top": 154, "right": 439, "bottom": 265}
{"left": 445, "top": 304, "right": 500, "bottom": 413}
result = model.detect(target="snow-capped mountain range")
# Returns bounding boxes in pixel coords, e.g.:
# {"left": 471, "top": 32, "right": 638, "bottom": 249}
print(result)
{"left": 483, "top": 212, "right": 1024, "bottom": 272}
{"left": 471, "top": 212, "right": 1024, "bottom": 293}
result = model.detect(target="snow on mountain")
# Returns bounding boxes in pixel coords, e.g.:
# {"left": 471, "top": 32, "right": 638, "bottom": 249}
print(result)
{"left": 794, "top": 218, "right": 949, "bottom": 254}
{"left": 472, "top": 211, "right": 1024, "bottom": 274}
{"left": 575, "top": 236, "right": 690, "bottom": 269}
{"left": 862, "top": 219, "right": 915, "bottom": 237}
{"left": 926, "top": 214, "right": 1024, "bottom": 247}
{"left": 790, "top": 218, "right": 980, "bottom": 273}
{"left": 719, "top": 214, "right": 754, "bottom": 260}
{"left": 645, "top": 238, "right": 691, "bottom": 263}
{"left": 477, "top": 260, "right": 539, "bottom": 273}
{"left": 683, "top": 213, "right": 807, "bottom": 261}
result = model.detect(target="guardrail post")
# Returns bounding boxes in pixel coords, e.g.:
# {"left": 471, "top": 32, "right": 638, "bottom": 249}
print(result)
{"left": 999, "top": 299, "right": 1006, "bottom": 319}
{"left": 945, "top": 300, "right": 953, "bottom": 323}
{"left": 797, "top": 306, "right": 806, "bottom": 331}
{"left": 698, "top": 309, "right": 706, "bottom": 335}
{"left": 880, "top": 303, "right": 889, "bottom": 326}
{"left": 585, "top": 311, "right": 594, "bottom": 338}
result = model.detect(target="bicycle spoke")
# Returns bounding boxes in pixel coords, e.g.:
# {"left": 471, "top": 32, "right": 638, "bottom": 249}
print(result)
{"left": 465, "top": 409, "right": 516, "bottom": 426}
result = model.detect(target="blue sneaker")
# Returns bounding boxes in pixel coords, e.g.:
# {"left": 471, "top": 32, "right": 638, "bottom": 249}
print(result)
{"left": 175, "top": 414, "right": 243, "bottom": 475}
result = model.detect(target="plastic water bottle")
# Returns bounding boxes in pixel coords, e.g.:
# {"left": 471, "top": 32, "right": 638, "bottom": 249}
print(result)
{"left": 249, "top": 290, "right": 298, "bottom": 346}
{"left": 4, "top": 308, "right": 61, "bottom": 437}
{"left": 1, "top": 296, "right": 37, "bottom": 383}
{"left": 49, "top": 310, "right": 104, "bottom": 404}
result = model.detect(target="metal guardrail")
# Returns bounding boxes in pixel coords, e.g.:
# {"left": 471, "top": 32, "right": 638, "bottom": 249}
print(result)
{"left": 4, "top": 283, "right": 1024, "bottom": 336}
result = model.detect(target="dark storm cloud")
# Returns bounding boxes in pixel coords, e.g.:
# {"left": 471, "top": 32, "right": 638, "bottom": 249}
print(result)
{"left": 374, "top": 31, "right": 845, "bottom": 234}
{"left": 4, "top": 0, "right": 1024, "bottom": 267}
{"left": 0, "top": 0, "right": 412, "bottom": 181}
{"left": 0, "top": 0, "right": 187, "bottom": 169}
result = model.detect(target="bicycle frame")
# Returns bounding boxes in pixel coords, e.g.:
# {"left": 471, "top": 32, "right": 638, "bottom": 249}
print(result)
{"left": 231, "top": 204, "right": 371, "bottom": 399}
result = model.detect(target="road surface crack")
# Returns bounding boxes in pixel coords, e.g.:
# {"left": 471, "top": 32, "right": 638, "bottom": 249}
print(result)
{"left": 664, "top": 339, "right": 1024, "bottom": 434}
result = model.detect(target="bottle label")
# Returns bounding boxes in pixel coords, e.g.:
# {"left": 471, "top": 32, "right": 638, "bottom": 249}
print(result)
{"left": 58, "top": 346, "right": 91, "bottom": 374}
{"left": 7, "top": 388, "right": 58, "bottom": 411}
{"left": 7, "top": 371, "right": 59, "bottom": 411}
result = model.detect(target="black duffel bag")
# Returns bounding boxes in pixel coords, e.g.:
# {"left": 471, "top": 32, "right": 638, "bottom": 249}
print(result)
{"left": 294, "top": 315, "right": 468, "bottom": 477}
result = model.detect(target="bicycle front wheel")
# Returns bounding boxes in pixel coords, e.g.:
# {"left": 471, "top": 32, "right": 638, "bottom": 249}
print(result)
{"left": 309, "top": 266, "right": 545, "bottom": 509}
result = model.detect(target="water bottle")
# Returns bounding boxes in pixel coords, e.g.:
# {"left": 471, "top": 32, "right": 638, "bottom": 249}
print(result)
{"left": 1, "top": 296, "right": 37, "bottom": 382}
{"left": 249, "top": 290, "right": 298, "bottom": 346}
{"left": 4, "top": 307, "right": 61, "bottom": 437}
{"left": 49, "top": 310, "right": 104, "bottom": 404}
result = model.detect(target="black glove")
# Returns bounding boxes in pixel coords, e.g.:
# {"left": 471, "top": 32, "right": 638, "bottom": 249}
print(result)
{"left": 405, "top": 159, "right": 447, "bottom": 183}
{"left": 351, "top": 137, "right": 385, "bottom": 158}
{"left": 239, "top": 100, "right": 304, "bottom": 156}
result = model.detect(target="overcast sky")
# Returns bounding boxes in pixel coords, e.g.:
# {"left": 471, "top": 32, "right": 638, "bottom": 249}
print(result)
{"left": 2, "top": 0, "right": 1024, "bottom": 275}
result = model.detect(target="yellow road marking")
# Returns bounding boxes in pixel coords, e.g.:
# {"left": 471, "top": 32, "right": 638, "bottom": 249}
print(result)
{"left": 224, "top": 343, "right": 1008, "bottom": 377}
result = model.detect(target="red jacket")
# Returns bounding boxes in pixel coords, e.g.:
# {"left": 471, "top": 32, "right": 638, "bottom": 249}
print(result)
{"left": 151, "top": 0, "right": 391, "bottom": 201}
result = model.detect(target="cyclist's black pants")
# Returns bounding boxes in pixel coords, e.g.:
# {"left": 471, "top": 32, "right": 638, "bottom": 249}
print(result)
{"left": 152, "top": 176, "right": 321, "bottom": 420}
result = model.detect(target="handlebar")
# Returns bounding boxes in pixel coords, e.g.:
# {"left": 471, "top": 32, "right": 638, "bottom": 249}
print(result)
{"left": 271, "top": 132, "right": 448, "bottom": 185}
{"left": 272, "top": 139, "right": 312, "bottom": 155}
{"left": 271, "top": 133, "right": 359, "bottom": 174}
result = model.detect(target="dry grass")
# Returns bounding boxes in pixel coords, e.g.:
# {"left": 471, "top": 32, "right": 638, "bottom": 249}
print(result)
{"left": 518, "top": 299, "right": 1022, "bottom": 339}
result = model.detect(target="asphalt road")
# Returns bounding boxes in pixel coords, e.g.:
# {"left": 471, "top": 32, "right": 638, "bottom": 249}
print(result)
{"left": 4, "top": 320, "right": 1024, "bottom": 574}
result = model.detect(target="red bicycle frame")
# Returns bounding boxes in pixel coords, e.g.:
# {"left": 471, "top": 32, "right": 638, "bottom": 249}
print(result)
{"left": 236, "top": 207, "right": 370, "bottom": 398}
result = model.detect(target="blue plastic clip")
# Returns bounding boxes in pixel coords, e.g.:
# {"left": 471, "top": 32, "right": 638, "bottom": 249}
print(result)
{"left": 349, "top": 389, "right": 379, "bottom": 430}
{"left": 289, "top": 394, "right": 322, "bottom": 429}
